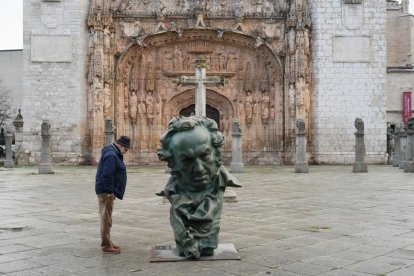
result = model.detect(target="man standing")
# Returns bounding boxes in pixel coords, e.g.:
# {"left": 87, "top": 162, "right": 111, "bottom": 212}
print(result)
{"left": 95, "top": 135, "right": 131, "bottom": 254}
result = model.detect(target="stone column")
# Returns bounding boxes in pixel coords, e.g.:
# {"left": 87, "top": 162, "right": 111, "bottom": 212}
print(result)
{"left": 104, "top": 116, "right": 114, "bottom": 146}
{"left": 393, "top": 127, "right": 400, "bottom": 167}
{"left": 4, "top": 130, "right": 14, "bottom": 168}
{"left": 38, "top": 120, "right": 54, "bottom": 174}
{"left": 353, "top": 118, "right": 368, "bottom": 173}
{"left": 399, "top": 128, "right": 407, "bottom": 170}
{"left": 294, "top": 119, "right": 309, "bottom": 173}
{"left": 230, "top": 120, "right": 243, "bottom": 173}
{"left": 12, "top": 109, "right": 24, "bottom": 164}
{"left": 404, "top": 118, "right": 414, "bottom": 172}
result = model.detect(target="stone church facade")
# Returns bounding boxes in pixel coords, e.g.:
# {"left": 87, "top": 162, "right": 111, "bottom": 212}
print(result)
{"left": 22, "top": 0, "right": 387, "bottom": 165}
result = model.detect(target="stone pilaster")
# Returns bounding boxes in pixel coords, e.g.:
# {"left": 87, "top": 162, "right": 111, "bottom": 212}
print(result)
{"left": 399, "top": 129, "right": 407, "bottom": 170}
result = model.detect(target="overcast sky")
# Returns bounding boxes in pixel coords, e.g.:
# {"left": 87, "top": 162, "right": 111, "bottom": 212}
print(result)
{"left": 0, "top": 0, "right": 413, "bottom": 51}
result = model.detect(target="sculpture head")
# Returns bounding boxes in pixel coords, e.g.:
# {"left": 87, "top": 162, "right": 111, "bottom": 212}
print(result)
{"left": 158, "top": 116, "right": 224, "bottom": 192}
{"left": 354, "top": 117, "right": 364, "bottom": 134}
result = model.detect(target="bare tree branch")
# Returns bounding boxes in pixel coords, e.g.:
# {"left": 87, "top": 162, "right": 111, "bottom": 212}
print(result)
{"left": 0, "top": 79, "right": 12, "bottom": 128}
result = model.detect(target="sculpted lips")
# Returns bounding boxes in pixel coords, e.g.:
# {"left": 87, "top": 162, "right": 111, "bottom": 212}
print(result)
{"left": 192, "top": 175, "right": 208, "bottom": 182}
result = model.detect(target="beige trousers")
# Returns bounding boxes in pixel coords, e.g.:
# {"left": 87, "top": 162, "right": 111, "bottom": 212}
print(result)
{"left": 98, "top": 193, "right": 115, "bottom": 248}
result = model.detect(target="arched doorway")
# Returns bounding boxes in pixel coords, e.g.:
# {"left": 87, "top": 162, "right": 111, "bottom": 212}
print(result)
{"left": 179, "top": 104, "right": 220, "bottom": 127}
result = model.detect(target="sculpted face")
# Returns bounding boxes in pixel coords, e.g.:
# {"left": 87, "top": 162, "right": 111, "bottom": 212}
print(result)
{"left": 170, "top": 126, "right": 219, "bottom": 192}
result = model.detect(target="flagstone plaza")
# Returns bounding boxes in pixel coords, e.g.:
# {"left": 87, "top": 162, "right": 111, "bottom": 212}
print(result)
{"left": 1, "top": 165, "right": 414, "bottom": 275}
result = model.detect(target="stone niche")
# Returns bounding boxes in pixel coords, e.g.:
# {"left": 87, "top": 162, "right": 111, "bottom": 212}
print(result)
{"left": 86, "top": 0, "right": 312, "bottom": 165}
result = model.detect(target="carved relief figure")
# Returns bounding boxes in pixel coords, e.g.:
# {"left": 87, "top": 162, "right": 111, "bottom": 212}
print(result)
{"left": 146, "top": 62, "right": 155, "bottom": 92}
{"left": 130, "top": 91, "right": 138, "bottom": 124}
{"left": 103, "top": 26, "right": 112, "bottom": 52}
{"left": 103, "top": 82, "right": 111, "bottom": 117}
{"left": 138, "top": 99, "right": 147, "bottom": 117}
{"left": 174, "top": 46, "right": 184, "bottom": 71}
{"left": 227, "top": 50, "right": 238, "bottom": 72}
{"left": 243, "top": 62, "right": 253, "bottom": 92}
{"left": 164, "top": 49, "right": 173, "bottom": 72}
{"left": 146, "top": 91, "right": 154, "bottom": 123}
{"left": 296, "top": 77, "right": 307, "bottom": 118}
{"left": 261, "top": 91, "right": 270, "bottom": 122}
{"left": 217, "top": 46, "right": 227, "bottom": 71}
{"left": 245, "top": 91, "right": 253, "bottom": 124}
{"left": 288, "top": 83, "right": 296, "bottom": 117}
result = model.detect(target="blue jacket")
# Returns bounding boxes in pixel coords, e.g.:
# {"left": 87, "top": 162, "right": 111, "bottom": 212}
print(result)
{"left": 95, "top": 144, "right": 127, "bottom": 200}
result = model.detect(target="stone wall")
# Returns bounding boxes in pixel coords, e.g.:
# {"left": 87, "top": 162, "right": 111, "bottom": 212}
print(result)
{"left": 309, "top": 0, "right": 387, "bottom": 164}
{"left": 22, "top": 0, "right": 89, "bottom": 164}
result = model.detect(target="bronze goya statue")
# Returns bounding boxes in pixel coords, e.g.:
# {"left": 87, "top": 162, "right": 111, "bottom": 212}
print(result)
{"left": 157, "top": 115, "right": 240, "bottom": 259}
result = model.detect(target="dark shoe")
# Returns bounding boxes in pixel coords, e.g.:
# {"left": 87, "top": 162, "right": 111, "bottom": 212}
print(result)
{"left": 102, "top": 247, "right": 121, "bottom": 254}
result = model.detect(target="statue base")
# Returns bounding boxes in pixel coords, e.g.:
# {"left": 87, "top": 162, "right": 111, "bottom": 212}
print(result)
{"left": 404, "top": 162, "right": 414, "bottom": 173}
{"left": 150, "top": 243, "right": 241, "bottom": 262}
{"left": 4, "top": 160, "right": 14, "bottom": 168}
{"left": 294, "top": 162, "right": 309, "bottom": 173}
{"left": 353, "top": 162, "right": 368, "bottom": 173}
{"left": 230, "top": 163, "right": 244, "bottom": 173}
{"left": 38, "top": 164, "right": 54, "bottom": 174}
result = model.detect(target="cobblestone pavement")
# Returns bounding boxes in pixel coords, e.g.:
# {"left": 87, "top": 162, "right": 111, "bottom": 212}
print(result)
{"left": 1, "top": 165, "right": 414, "bottom": 275}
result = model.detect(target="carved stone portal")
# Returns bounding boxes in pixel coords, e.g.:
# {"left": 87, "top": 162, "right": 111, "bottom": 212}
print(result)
{"left": 86, "top": 0, "right": 312, "bottom": 165}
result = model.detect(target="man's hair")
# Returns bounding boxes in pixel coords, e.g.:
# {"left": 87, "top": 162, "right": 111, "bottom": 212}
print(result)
{"left": 157, "top": 116, "right": 224, "bottom": 172}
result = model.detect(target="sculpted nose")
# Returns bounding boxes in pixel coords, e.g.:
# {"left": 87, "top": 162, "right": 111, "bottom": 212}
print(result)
{"left": 193, "top": 159, "right": 203, "bottom": 172}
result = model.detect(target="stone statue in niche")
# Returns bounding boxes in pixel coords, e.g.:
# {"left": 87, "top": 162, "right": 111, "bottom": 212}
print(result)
{"left": 146, "top": 62, "right": 156, "bottom": 92}
{"left": 138, "top": 99, "right": 147, "bottom": 117}
{"left": 157, "top": 116, "right": 241, "bottom": 259}
{"left": 124, "top": 98, "right": 129, "bottom": 119}
{"left": 164, "top": 50, "right": 173, "bottom": 72}
{"left": 261, "top": 91, "right": 270, "bottom": 123}
{"left": 253, "top": 97, "right": 259, "bottom": 117}
{"left": 288, "top": 83, "right": 296, "bottom": 117}
{"left": 270, "top": 105, "right": 275, "bottom": 120}
{"left": 146, "top": 91, "right": 154, "bottom": 123}
{"left": 129, "top": 91, "right": 138, "bottom": 124}
{"left": 245, "top": 91, "right": 253, "bottom": 124}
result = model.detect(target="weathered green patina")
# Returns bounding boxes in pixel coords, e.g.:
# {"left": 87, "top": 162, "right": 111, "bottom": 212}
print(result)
{"left": 157, "top": 116, "right": 240, "bottom": 259}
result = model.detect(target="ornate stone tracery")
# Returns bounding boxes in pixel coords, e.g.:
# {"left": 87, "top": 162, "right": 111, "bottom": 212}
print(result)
{"left": 87, "top": 0, "right": 312, "bottom": 164}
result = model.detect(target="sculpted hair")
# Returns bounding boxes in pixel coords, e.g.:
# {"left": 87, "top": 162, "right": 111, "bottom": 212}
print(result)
{"left": 157, "top": 116, "right": 224, "bottom": 171}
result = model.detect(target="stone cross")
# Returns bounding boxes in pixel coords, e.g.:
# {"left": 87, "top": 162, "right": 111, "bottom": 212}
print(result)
{"left": 353, "top": 118, "right": 368, "bottom": 173}
{"left": 179, "top": 57, "right": 226, "bottom": 116}
{"left": 38, "top": 120, "right": 54, "bottom": 174}
{"left": 294, "top": 119, "right": 309, "bottom": 173}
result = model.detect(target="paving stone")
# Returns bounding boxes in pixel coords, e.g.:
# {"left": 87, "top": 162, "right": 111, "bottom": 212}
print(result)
{"left": 1, "top": 165, "right": 414, "bottom": 275}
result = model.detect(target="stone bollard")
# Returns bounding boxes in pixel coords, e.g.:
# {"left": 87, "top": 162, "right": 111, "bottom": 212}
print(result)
{"left": 230, "top": 120, "right": 243, "bottom": 173}
{"left": 294, "top": 119, "right": 309, "bottom": 173}
{"left": 104, "top": 116, "right": 115, "bottom": 146}
{"left": 38, "top": 120, "right": 54, "bottom": 174}
{"left": 12, "top": 109, "right": 23, "bottom": 163}
{"left": 399, "top": 128, "right": 407, "bottom": 170}
{"left": 393, "top": 127, "right": 400, "bottom": 167}
{"left": 404, "top": 118, "right": 414, "bottom": 173}
{"left": 4, "top": 130, "right": 14, "bottom": 168}
{"left": 353, "top": 118, "right": 368, "bottom": 173}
